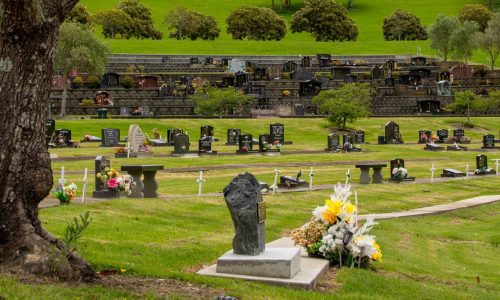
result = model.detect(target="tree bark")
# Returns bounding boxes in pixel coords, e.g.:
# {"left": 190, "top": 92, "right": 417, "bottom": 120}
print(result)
{"left": 0, "top": 0, "right": 95, "bottom": 281}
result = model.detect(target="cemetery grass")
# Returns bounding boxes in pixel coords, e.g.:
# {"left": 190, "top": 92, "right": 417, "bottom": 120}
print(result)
{"left": 79, "top": 0, "right": 499, "bottom": 65}
{"left": 3, "top": 195, "right": 497, "bottom": 298}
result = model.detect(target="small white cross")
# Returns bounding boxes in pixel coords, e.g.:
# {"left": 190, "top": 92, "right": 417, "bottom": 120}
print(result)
{"left": 57, "top": 166, "right": 66, "bottom": 191}
{"left": 345, "top": 168, "right": 350, "bottom": 186}
{"left": 465, "top": 164, "right": 469, "bottom": 179}
{"left": 430, "top": 161, "right": 436, "bottom": 183}
{"left": 309, "top": 167, "right": 315, "bottom": 192}
{"left": 127, "top": 142, "right": 131, "bottom": 158}
{"left": 196, "top": 171, "right": 206, "bottom": 195}
{"left": 354, "top": 190, "right": 358, "bottom": 227}
{"left": 81, "top": 168, "right": 88, "bottom": 203}
{"left": 492, "top": 159, "right": 500, "bottom": 176}
{"left": 270, "top": 169, "right": 281, "bottom": 194}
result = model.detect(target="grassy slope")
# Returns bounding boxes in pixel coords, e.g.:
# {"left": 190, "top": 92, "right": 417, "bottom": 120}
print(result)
{"left": 49, "top": 116, "right": 500, "bottom": 195}
{"left": 79, "top": 0, "right": 498, "bottom": 65}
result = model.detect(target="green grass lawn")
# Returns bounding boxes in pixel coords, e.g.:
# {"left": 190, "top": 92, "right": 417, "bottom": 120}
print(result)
{"left": 77, "top": 0, "right": 499, "bottom": 65}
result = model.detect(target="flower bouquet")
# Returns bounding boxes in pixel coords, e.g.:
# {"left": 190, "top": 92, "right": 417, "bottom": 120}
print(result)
{"left": 54, "top": 183, "right": 77, "bottom": 205}
{"left": 290, "top": 183, "right": 382, "bottom": 268}
{"left": 97, "top": 168, "right": 135, "bottom": 196}
{"left": 392, "top": 167, "right": 408, "bottom": 180}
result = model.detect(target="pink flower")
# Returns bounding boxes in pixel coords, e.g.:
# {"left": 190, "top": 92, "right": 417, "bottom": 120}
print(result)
{"left": 107, "top": 178, "right": 119, "bottom": 190}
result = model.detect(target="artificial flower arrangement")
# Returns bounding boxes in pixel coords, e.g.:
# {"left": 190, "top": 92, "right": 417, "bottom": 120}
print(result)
{"left": 282, "top": 90, "right": 291, "bottom": 97}
{"left": 115, "top": 147, "right": 126, "bottom": 154}
{"left": 261, "top": 139, "right": 282, "bottom": 151}
{"left": 54, "top": 183, "right": 77, "bottom": 205}
{"left": 96, "top": 167, "right": 135, "bottom": 196}
{"left": 391, "top": 166, "right": 409, "bottom": 180}
{"left": 290, "top": 183, "right": 381, "bottom": 268}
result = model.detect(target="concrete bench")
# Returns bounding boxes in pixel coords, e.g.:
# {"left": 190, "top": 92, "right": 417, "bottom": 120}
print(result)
{"left": 355, "top": 163, "right": 387, "bottom": 184}
{"left": 121, "top": 164, "right": 164, "bottom": 198}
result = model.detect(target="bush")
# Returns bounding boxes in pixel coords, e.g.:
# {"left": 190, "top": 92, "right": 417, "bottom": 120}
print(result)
{"left": 290, "top": 0, "right": 358, "bottom": 42}
{"left": 383, "top": 9, "right": 428, "bottom": 41}
{"left": 66, "top": 3, "right": 91, "bottom": 25}
{"left": 87, "top": 75, "right": 100, "bottom": 88}
{"left": 72, "top": 76, "right": 83, "bottom": 88}
{"left": 80, "top": 99, "right": 95, "bottom": 106}
{"left": 226, "top": 6, "right": 287, "bottom": 41}
{"left": 121, "top": 76, "right": 135, "bottom": 89}
{"left": 458, "top": 4, "right": 493, "bottom": 32}
{"left": 165, "top": 7, "right": 220, "bottom": 40}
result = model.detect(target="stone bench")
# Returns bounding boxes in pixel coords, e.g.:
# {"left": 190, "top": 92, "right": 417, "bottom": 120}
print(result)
{"left": 355, "top": 163, "right": 387, "bottom": 184}
{"left": 121, "top": 164, "right": 164, "bottom": 198}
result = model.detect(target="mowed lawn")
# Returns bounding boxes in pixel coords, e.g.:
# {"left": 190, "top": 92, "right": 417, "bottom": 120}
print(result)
{"left": 79, "top": 0, "right": 498, "bottom": 64}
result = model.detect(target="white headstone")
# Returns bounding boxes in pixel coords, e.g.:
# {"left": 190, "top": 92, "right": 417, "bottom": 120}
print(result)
{"left": 228, "top": 59, "right": 246, "bottom": 74}
{"left": 128, "top": 124, "right": 146, "bottom": 153}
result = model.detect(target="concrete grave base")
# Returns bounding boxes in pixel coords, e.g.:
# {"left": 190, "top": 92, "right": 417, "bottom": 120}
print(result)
{"left": 198, "top": 238, "right": 329, "bottom": 289}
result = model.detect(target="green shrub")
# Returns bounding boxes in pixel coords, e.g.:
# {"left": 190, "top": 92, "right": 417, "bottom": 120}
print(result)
{"left": 121, "top": 76, "right": 135, "bottom": 88}
{"left": 80, "top": 99, "right": 95, "bottom": 106}
{"left": 87, "top": 75, "right": 100, "bottom": 88}
{"left": 72, "top": 76, "right": 83, "bottom": 88}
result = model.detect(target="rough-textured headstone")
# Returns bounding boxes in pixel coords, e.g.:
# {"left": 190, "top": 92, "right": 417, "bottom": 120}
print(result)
{"left": 223, "top": 173, "right": 265, "bottom": 256}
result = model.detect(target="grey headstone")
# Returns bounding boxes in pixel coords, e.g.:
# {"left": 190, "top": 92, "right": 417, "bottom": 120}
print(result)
{"left": 223, "top": 173, "right": 265, "bottom": 256}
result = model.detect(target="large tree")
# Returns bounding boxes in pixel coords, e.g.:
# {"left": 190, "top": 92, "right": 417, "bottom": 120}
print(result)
{"left": 458, "top": 3, "right": 493, "bottom": 32}
{"left": 164, "top": 6, "right": 220, "bottom": 40}
{"left": 382, "top": 9, "right": 428, "bottom": 41}
{"left": 191, "top": 87, "right": 252, "bottom": 117}
{"left": 0, "top": 0, "right": 94, "bottom": 280}
{"left": 54, "top": 22, "right": 110, "bottom": 117}
{"left": 290, "top": 0, "right": 358, "bottom": 42}
{"left": 226, "top": 6, "right": 287, "bottom": 41}
{"left": 428, "top": 15, "right": 459, "bottom": 61}
{"left": 474, "top": 12, "right": 500, "bottom": 70}
{"left": 312, "top": 83, "right": 371, "bottom": 130}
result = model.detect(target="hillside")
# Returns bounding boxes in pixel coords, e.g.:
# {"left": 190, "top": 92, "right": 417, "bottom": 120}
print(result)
{"left": 81, "top": 0, "right": 496, "bottom": 60}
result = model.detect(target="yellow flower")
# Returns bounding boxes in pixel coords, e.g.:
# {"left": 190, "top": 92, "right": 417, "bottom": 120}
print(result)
{"left": 326, "top": 199, "right": 342, "bottom": 215}
{"left": 105, "top": 167, "right": 110, "bottom": 171}
{"left": 345, "top": 203, "right": 357, "bottom": 214}
{"left": 322, "top": 210, "right": 337, "bottom": 224}
{"left": 371, "top": 251, "right": 382, "bottom": 262}
{"left": 373, "top": 242, "right": 381, "bottom": 252}
{"left": 120, "top": 268, "right": 127, "bottom": 273}
{"left": 96, "top": 173, "right": 101, "bottom": 178}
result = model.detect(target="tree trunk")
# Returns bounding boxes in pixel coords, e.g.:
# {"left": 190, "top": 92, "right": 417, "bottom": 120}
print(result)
{"left": 0, "top": 0, "right": 95, "bottom": 281}
{"left": 60, "top": 74, "right": 69, "bottom": 118}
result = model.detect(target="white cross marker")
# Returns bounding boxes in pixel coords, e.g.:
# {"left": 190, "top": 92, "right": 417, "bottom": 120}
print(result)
{"left": 127, "top": 142, "right": 131, "bottom": 158}
{"left": 354, "top": 190, "right": 358, "bottom": 227}
{"left": 430, "top": 161, "right": 436, "bottom": 183}
{"left": 492, "top": 159, "right": 500, "bottom": 176}
{"left": 309, "top": 167, "right": 314, "bottom": 192}
{"left": 196, "top": 171, "right": 206, "bottom": 195}
{"left": 57, "top": 166, "right": 66, "bottom": 191}
{"left": 81, "top": 168, "right": 88, "bottom": 203}
{"left": 270, "top": 169, "right": 281, "bottom": 194}
{"left": 345, "top": 168, "right": 350, "bottom": 185}
{"left": 465, "top": 164, "right": 469, "bottom": 179}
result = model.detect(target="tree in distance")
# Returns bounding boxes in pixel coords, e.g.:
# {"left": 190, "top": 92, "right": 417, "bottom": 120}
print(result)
{"left": 65, "top": 3, "right": 91, "bottom": 26}
{"left": 474, "top": 12, "right": 500, "bottom": 70}
{"left": 290, "top": 0, "right": 358, "bottom": 42}
{"left": 226, "top": 6, "right": 287, "bottom": 41}
{"left": 54, "top": 22, "right": 110, "bottom": 117}
{"left": 450, "top": 20, "right": 479, "bottom": 64}
{"left": 446, "top": 90, "right": 481, "bottom": 124}
{"left": 165, "top": 7, "right": 220, "bottom": 40}
{"left": 312, "top": 83, "right": 371, "bottom": 130}
{"left": 192, "top": 86, "right": 252, "bottom": 117}
{"left": 458, "top": 4, "right": 494, "bottom": 32}
{"left": 428, "top": 15, "right": 459, "bottom": 61}
{"left": 94, "top": 0, "right": 162, "bottom": 40}
{"left": 382, "top": 9, "right": 428, "bottom": 41}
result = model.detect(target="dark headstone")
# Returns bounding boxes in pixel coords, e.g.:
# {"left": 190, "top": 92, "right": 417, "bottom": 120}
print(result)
{"left": 344, "top": 74, "right": 357, "bottom": 84}
{"left": 483, "top": 134, "right": 495, "bottom": 148}
{"left": 46, "top": 119, "right": 55, "bottom": 144}
{"left": 453, "top": 129, "right": 465, "bottom": 141}
{"left": 190, "top": 57, "right": 200, "bottom": 64}
{"left": 239, "top": 133, "right": 253, "bottom": 152}
{"left": 425, "top": 142, "right": 444, "bottom": 151}
{"left": 227, "top": 128, "right": 241, "bottom": 145}
{"left": 174, "top": 133, "right": 190, "bottom": 153}
{"left": 198, "top": 136, "right": 212, "bottom": 153}
{"left": 389, "top": 158, "right": 415, "bottom": 181}
{"left": 301, "top": 56, "right": 311, "bottom": 68}
{"left": 476, "top": 154, "right": 488, "bottom": 170}
{"left": 92, "top": 156, "right": 119, "bottom": 198}
{"left": 201, "top": 125, "right": 214, "bottom": 139}
{"left": 270, "top": 123, "right": 284, "bottom": 144}
{"left": 55, "top": 128, "right": 72, "bottom": 143}
{"left": 437, "top": 129, "right": 448, "bottom": 143}
{"left": 385, "top": 77, "right": 395, "bottom": 87}
{"left": 327, "top": 133, "right": 340, "bottom": 150}
{"left": 101, "top": 128, "right": 120, "bottom": 147}
{"left": 294, "top": 104, "right": 305, "bottom": 116}
{"left": 385, "top": 121, "right": 403, "bottom": 144}
{"left": 441, "top": 169, "right": 465, "bottom": 178}
{"left": 418, "top": 130, "right": 432, "bottom": 143}
{"left": 167, "top": 128, "right": 183, "bottom": 145}
{"left": 371, "top": 67, "right": 384, "bottom": 80}
{"left": 354, "top": 130, "right": 365, "bottom": 144}
{"left": 259, "top": 134, "right": 271, "bottom": 152}
{"left": 223, "top": 173, "right": 265, "bottom": 255}
{"left": 342, "top": 134, "right": 354, "bottom": 145}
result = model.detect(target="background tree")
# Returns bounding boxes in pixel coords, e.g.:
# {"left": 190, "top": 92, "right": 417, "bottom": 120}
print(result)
{"left": 290, "top": 0, "right": 358, "bottom": 42}
{"left": 54, "top": 22, "right": 110, "bottom": 117}
{"left": 226, "top": 6, "right": 287, "bottom": 41}
{"left": 382, "top": 9, "right": 428, "bottom": 41}
{"left": 474, "top": 12, "right": 500, "bottom": 70}
{"left": 191, "top": 87, "right": 252, "bottom": 117}
{"left": 450, "top": 21, "right": 479, "bottom": 64}
{"left": 65, "top": 3, "right": 91, "bottom": 25}
{"left": 458, "top": 4, "right": 493, "bottom": 32}
{"left": 481, "top": 90, "right": 500, "bottom": 113}
{"left": 0, "top": 0, "right": 95, "bottom": 280}
{"left": 94, "top": 9, "right": 133, "bottom": 39}
{"left": 427, "top": 15, "right": 459, "bottom": 61}
{"left": 117, "top": 0, "right": 162, "bottom": 40}
{"left": 164, "top": 7, "right": 220, "bottom": 40}
{"left": 312, "top": 83, "right": 371, "bottom": 130}
{"left": 446, "top": 90, "right": 481, "bottom": 124}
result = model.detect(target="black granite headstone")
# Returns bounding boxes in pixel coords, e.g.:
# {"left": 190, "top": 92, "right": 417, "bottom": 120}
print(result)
{"left": 198, "top": 136, "right": 212, "bottom": 153}
{"left": 55, "top": 128, "right": 72, "bottom": 143}
{"left": 174, "top": 133, "right": 190, "bottom": 153}
{"left": 167, "top": 128, "right": 183, "bottom": 145}
{"left": 46, "top": 119, "right": 55, "bottom": 144}
{"left": 101, "top": 128, "right": 120, "bottom": 147}
{"left": 453, "top": 129, "right": 465, "bottom": 141}
{"left": 201, "top": 125, "right": 214, "bottom": 139}
{"left": 476, "top": 154, "right": 488, "bottom": 169}
{"left": 354, "top": 130, "right": 365, "bottom": 144}
{"left": 227, "top": 128, "right": 241, "bottom": 145}
{"left": 239, "top": 133, "right": 253, "bottom": 151}
{"left": 437, "top": 129, "right": 448, "bottom": 143}
{"left": 483, "top": 134, "right": 495, "bottom": 148}
{"left": 385, "top": 121, "right": 403, "bottom": 144}
{"left": 327, "top": 133, "right": 340, "bottom": 150}
{"left": 270, "top": 123, "right": 284, "bottom": 144}
{"left": 418, "top": 130, "right": 432, "bottom": 143}
{"left": 223, "top": 173, "right": 265, "bottom": 255}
